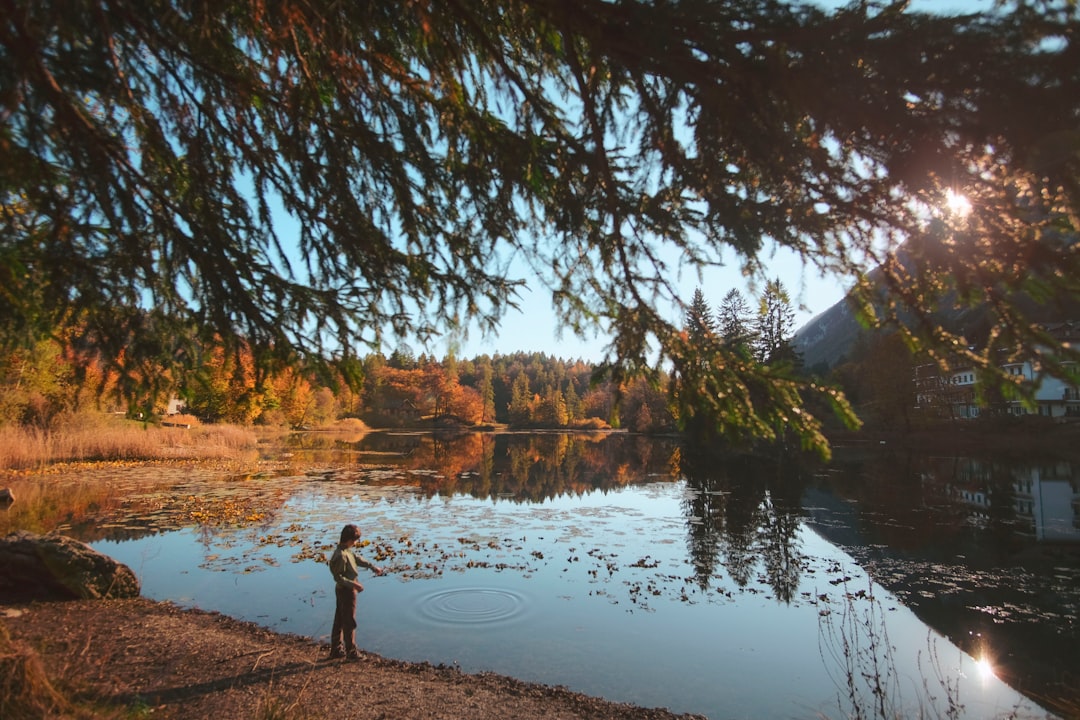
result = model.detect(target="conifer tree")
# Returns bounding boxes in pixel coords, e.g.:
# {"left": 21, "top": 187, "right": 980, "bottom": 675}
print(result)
{"left": 479, "top": 362, "right": 496, "bottom": 425}
{"left": 4, "top": 0, "right": 1078, "bottom": 455}
{"left": 685, "top": 288, "right": 718, "bottom": 347}
{"left": 508, "top": 372, "right": 532, "bottom": 426}
{"left": 717, "top": 289, "right": 755, "bottom": 355}
{"left": 564, "top": 380, "right": 582, "bottom": 423}
{"left": 754, "top": 279, "right": 798, "bottom": 366}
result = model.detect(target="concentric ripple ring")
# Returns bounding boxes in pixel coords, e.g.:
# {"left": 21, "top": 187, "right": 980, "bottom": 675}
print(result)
{"left": 415, "top": 587, "right": 530, "bottom": 627}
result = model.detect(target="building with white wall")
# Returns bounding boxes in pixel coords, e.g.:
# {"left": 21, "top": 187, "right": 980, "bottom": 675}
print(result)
{"left": 916, "top": 321, "right": 1080, "bottom": 420}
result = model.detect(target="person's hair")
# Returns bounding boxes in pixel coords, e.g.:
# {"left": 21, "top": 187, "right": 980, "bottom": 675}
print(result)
{"left": 339, "top": 524, "right": 361, "bottom": 543}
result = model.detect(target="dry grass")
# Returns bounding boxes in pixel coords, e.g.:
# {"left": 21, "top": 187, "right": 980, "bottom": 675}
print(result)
{"left": 0, "top": 413, "right": 259, "bottom": 470}
{"left": 0, "top": 621, "right": 106, "bottom": 720}
{"left": 570, "top": 417, "right": 613, "bottom": 430}
{"left": 326, "top": 417, "right": 368, "bottom": 433}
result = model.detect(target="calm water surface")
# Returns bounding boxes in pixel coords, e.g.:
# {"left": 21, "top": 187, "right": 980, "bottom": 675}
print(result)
{"left": 6, "top": 432, "right": 1077, "bottom": 719}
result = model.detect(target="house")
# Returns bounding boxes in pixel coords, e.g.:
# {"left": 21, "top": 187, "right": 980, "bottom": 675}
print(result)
{"left": 917, "top": 321, "right": 1080, "bottom": 420}
{"left": 386, "top": 399, "right": 421, "bottom": 422}
{"left": 915, "top": 361, "right": 980, "bottom": 419}
{"left": 999, "top": 321, "right": 1080, "bottom": 419}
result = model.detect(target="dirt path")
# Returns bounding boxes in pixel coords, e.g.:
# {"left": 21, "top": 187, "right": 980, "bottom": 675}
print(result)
{"left": 3, "top": 598, "right": 704, "bottom": 720}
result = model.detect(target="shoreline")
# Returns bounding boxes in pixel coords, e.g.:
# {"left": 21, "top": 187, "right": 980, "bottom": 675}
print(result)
{"left": 3, "top": 596, "right": 704, "bottom": 720}
{"left": 5, "top": 425, "right": 1078, "bottom": 718}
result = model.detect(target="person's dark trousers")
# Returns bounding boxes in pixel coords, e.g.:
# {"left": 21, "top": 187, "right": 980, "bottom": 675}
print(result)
{"left": 331, "top": 586, "right": 358, "bottom": 653}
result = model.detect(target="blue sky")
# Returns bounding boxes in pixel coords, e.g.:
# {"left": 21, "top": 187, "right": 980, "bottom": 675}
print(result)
{"left": 443, "top": 245, "right": 839, "bottom": 362}
{"left": 437, "top": 0, "right": 997, "bottom": 362}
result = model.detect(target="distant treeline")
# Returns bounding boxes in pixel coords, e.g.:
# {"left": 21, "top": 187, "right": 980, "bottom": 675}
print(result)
{"left": 1, "top": 278, "right": 959, "bottom": 437}
{"left": 0, "top": 336, "right": 674, "bottom": 433}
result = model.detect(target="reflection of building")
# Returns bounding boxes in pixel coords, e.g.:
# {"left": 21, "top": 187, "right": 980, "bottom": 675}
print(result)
{"left": 950, "top": 459, "right": 1080, "bottom": 542}
{"left": 916, "top": 321, "right": 1080, "bottom": 420}
{"left": 1020, "top": 462, "right": 1080, "bottom": 542}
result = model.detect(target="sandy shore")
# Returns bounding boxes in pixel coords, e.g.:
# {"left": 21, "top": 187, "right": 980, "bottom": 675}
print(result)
{"left": 3, "top": 597, "right": 706, "bottom": 719}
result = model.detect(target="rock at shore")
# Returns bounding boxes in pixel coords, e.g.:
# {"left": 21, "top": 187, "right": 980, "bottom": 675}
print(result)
{"left": 0, "top": 531, "right": 140, "bottom": 601}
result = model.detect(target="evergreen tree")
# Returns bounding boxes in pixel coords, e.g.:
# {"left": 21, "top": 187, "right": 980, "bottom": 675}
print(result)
{"left": 754, "top": 279, "right": 798, "bottom": 365}
{"left": 564, "top": 380, "right": 582, "bottom": 423}
{"left": 6, "top": 0, "right": 1078, "bottom": 455}
{"left": 674, "top": 287, "right": 724, "bottom": 437}
{"left": 537, "top": 384, "right": 569, "bottom": 427}
{"left": 479, "top": 362, "right": 496, "bottom": 424}
{"left": 685, "top": 288, "right": 717, "bottom": 346}
{"left": 717, "top": 289, "right": 755, "bottom": 354}
{"left": 388, "top": 346, "right": 416, "bottom": 370}
{"left": 508, "top": 372, "right": 532, "bottom": 426}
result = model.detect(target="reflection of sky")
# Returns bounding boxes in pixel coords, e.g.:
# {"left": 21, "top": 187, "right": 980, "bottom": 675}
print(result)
{"left": 94, "top": 480, "right": 1048, "bottom": 720}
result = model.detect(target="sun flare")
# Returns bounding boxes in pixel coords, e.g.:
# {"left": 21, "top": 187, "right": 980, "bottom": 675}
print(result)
{"left": 976, "top": 655, "right": 996, "bottom": 684}
{"left": 945, "top": 188, "right": 972, "bottom": 218}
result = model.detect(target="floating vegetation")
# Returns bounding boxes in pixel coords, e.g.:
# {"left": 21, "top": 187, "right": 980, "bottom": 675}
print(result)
{"left": 184, "top": 495, "right": 268, "bottom": 526}
{"left": 6, "top": 435, "right": 1079, "bottom": 717}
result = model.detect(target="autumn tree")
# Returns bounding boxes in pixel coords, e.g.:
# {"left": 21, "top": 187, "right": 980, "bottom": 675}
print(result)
{"left": 370, "top": 365, "right": 429, "bottom": 421}
{"left": 263, "top": 365, "right": 316, "bottom": 428}
{"left": 622, "top": 376, "right": 672, "bottom": 433}
{"left": 310, "top": 387, "right": 339, "bottom": 426}
{"left": 0, "top": 339, "right": 71, "bottom": 427}
{"left": 184, "top": 343, "right": 264, "bottom": 424}
{"left": 5, "top": 0, "right": 1079, "bottom": 456}
{"left": 324, "top": 356, "right": 365, "bottom": 419}
{"left": 448, "top": 384, "right": 484, "bottom": 424}
{"left": 581, "top": 383, "right": 615, "bottom": 426}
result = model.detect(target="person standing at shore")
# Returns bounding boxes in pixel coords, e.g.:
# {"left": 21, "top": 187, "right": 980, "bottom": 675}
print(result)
{"left": 328, "top": 523, "right": 384, "bottom": 659}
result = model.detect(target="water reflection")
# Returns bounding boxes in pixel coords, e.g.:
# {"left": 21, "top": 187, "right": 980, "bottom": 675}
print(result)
{"left": 807, "top": 446, "right": 1080, "bottom": 716}
{"left": 677, "top": 444, "right": 808, "bottom": 603}
{"left": 3, "top": 433, "right": 1076, "bottom": 718}
{"left": 947, "top": 457, "right": 1080, "bottom": 543}
{"left": 293, "top": 431, "right": 681, "bottom": 502}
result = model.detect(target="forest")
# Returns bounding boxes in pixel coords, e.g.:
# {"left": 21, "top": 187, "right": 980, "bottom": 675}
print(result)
{"left": 0, "top": 281, "right": 823, "bottom": 436}
{"left": 5, "top": 0, "right": 1078, "bottom": 462}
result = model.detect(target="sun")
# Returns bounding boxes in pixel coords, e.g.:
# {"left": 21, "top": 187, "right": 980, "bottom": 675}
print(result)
{"left": 975, "top": 654, "right": 996, "bottom": 684}
{"left": 945, "top": 188, "right": 972, "bottom": 218}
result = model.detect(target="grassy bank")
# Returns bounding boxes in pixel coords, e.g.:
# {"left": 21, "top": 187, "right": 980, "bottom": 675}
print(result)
{"left": 0, "top": 619, "right": 117, "bottom": 720}
{"left": 0, "top": 416, "right": 377, "bottom": 472}
{"left": 0, "top": 414, "right": 258, "bottom": 471}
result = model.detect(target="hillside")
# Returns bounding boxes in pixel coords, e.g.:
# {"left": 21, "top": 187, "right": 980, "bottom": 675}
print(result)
{"left": 793, "top": 265, "right": 1080, "bottom": 373}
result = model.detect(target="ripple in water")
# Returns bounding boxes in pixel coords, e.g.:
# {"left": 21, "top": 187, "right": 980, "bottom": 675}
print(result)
{"left": 415, "top": 587, "right": 530, "bottom": 627}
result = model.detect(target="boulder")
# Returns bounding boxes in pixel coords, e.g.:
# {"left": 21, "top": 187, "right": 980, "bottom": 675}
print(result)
{"left": 0, "top": 531, "right": 140, "bottom": 601}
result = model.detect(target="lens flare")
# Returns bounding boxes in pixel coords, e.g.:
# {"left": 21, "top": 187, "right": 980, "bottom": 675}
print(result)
{"left": 976, "top": 655, "right": 996, "bottom": 684}
{"left": 945, "top": 189, "right": 972, "bottom": 218}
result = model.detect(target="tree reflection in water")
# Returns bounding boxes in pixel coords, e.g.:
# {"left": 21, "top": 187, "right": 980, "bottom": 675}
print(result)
{"left": 307, "top": 431, "right": 683, "bottom": 503}
{"left": 5, "top": 431, "right": 1077, "bottom": 715}
{"left": 676, "top": 441, "right": 811, "bottom": 603}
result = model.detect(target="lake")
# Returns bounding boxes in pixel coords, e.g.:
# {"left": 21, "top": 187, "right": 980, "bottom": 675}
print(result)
{"left": 3, "top": 431, "right": 1076, "bottom": 719}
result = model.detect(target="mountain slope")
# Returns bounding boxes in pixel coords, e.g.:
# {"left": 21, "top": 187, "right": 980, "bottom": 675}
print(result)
{"left": 793, "top": 283, "right": 1080, "bottom": 373}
